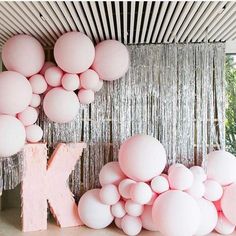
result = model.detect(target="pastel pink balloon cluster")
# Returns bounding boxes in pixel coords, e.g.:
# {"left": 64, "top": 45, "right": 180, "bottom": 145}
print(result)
{"left": 0, "top": 32, "right": 129, "bottom": 157}
{"left": 78, "top": 134, "right": 236, "bottom": 236}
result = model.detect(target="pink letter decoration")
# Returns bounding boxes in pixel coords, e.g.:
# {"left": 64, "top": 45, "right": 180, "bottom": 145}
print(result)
{"left": 21, "top": 142, "right": 86, "bottom": 232}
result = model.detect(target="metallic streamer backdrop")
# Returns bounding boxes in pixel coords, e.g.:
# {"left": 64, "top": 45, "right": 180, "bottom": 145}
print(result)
{"left": 0, "top": 43, "right": 226, "bottom": 198}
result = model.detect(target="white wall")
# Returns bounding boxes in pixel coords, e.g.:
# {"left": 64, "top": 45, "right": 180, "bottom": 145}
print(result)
{"left": 226, "top": 41, "right": 236, "bottom": 54}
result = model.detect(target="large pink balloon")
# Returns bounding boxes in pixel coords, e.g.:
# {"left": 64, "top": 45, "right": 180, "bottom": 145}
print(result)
{"left": 54, "top": 32, "right": 95, "bottom": 73}
{"left": 78, "top": 189, "right": 114, "bottom": 229}
{"left": 43, "top": 87, "right": 79, "bottom": 123}
{"left": 215, "top": 212, "right": 235, "bottom": 235}
{"left": 118, "top": 134, "right": 166, "bottom": 182}
{"left": 0, "top": 115, "right": 26, "bottom": 157}
{"left": 140, "top": 205, "right": 159, "bottom": 231}
{"left": 206, "top": 150, "right": 236, "bottom": 186}
{"left": 221, "top": 183, "right": 236, "bottom": 225}
{"left": 2, "top": 35, "right": 45, "bottom": 77}
{"left": 152, "top": 190, "right": 200, "bottom": 236}
{"left": 0, "top": 71, "right": 32, "bottom": 115}
{"left": 92, "top": 40, "right": 129, "bottom": 81}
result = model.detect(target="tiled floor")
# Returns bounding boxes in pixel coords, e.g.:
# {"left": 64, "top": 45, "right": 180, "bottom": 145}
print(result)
{"left": 0, "top": 208, "right": 234, "bottom": 236}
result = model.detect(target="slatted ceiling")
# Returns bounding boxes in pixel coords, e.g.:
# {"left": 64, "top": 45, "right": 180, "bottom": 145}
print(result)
{"left": 1, "top": 1, "right": 236, "bottom": 51}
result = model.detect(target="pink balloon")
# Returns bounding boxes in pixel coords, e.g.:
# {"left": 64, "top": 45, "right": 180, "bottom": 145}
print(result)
{"left": 114, "top": 217, "right": 122, "bottom": 229}
{"left": 185, "top": 179, "right": 205, "bottom": 199}
{"left": 45, "top": 66, "right": 63, "bottom": 87}
{"left": 140, "top": 205, "right": 159, "bottom": 231}
{"left": 206, "top": 150, "right": 236, "bottom": 186}
{"left": 118, "top": 134, "right": 166, "bottom": 182}
{"left": 203, "top": 179, "right": 223, "bottom": 201}
{"left": 151, "top": 175, "right": 169, "bottom": 194}
{"left": 2, "top": 35, "right": 45, "bottom": 77}
{"left": 80, "top": 69, "right": 99, "bottom": 91}
{"left": 121, "top": 215, "right": 142, "bottom": 236}
{"left": 17, "top": 106, "right": 38, "bottom": 126}
{"left": 93, "top": 79, "right": 103, "bottom": 92}
{"left": 111, "top": 201, "right": 126, "bottom": 218}
{"left": 92, "top": 40, "right": 129, "bottom": 81}
{"left": 152, "top": 190, "right": 200, "bottom": 236}
{"left": 0, "top": 71, "right": 32, "bottom": 115}
{"left": 30, "top": 94, "right": 41, "bottom": 108}
{"left": 125, "top": 200, "right": 144, "bottom": 217}
{"left": 40, "top": 61, "right": 56, "bottom": 75}
{"left": 25, "top": 124, "right": 43, "bottom": 143}
{"left": 215, "top": 212, "right": 235, "bottom": 235}
{"left": 43, "top": 87, "right": 79, "bottom": 123}
{"left": 168, "top": 163, "right": 184, "bottom": 175}
{"left": 168, "top": 166, "right": 194, "bottom": 191}
{"left": 0, "top": 115, "right": 26, "bottom": 157}
{"left": 61, "top": 73, "right": 80, "bottom": 91}
{"left": 195, "top": 198, "right": 218, "bottom": 235}
{"left": 78, "top": 189, "right": 114, "bottom": 229}
{"left": 29, "top": 74, "right": 48, "bottom": 94}
{"left": 54, "top": 32, "right": 95, "bottom": 73}
{"left": 190, "top": 166, "right": 207, "bottom": 182}
{"left": 130, "top": 182, "right": 152, "bottom": 205}
{"left": 118, "top": 178, "right": 136, "bottom": 199}
{"left": 78, "top": 89, "right": 95, "bottom": 105}
{"left": 221, "top": 183, "right": 236, "bottom": 225}
{"left": 99, "top": 161, "right": 126, "bottom": 186}
{"left": 99, "top": 184, "right": 120, "bottom": 205}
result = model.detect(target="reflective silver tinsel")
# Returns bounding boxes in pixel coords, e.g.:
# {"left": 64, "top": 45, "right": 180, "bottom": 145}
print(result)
{"left": 0, "top": 43, "right": 226, "bottom": 197}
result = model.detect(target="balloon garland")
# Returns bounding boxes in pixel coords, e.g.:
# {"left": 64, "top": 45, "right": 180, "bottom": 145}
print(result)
{"left": 0, "top": 32, "right": 129, "bottom": 158}
{"left": 78, "top": 134, "right": 236, "bottom": 236}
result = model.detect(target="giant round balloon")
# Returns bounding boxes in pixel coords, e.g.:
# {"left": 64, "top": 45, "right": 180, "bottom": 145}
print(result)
{"left": 92, "top": 40, "right": 129, "bottom": 81}
{"left": 152, "top": 190, "right": 200, "bottom": 236}
{"left": 0, "top": 115, "right": 26, "bottom": 157}
{"left": 0, "top": 71, "right": 32, "bottom": 115}
{"left": 2, "top": 35, "right": 45, "bottom": 77}
{"left": 206, "top": 150, "right": 236, "bottom": 186}
{"left": 54, "top": 32, "right": 95, "bottom": 73}
{"left": 118, "top": 134, "right": 166, "bottom": 182}
{"left": 78, "top": 189, "right": 114, "bottom": 229}
{"left": 43, "top": 87, "right": 79, "bottom": 123}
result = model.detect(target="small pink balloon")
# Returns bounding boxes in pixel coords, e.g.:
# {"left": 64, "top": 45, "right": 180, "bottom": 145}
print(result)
{"left": 80, "top": 69, "right": 99, "bottom": 91}
{"left": 204, "top": 179, "right": 223, "bottom": 201}
{"left": 118, "top": 134, "right": 167, "bottom": 182}
{"left": 111, "top": 201, "right": 126, "bottom": 218}
{"left": 43, "top": 87, "right": 79, "bottom": 123}
{"left": 195, "top": 198, "right": 218, "bottom": 235}
{"left": 61, "top": 73, "right": 80, "bottom": 91}
{"left": 169, "top": 166, "right": 194, "bottom": 191}
{"left": 78, "top": 189, "right": 114, "bottom": 229}
{"left": 29, "top": 74, "right": 48, "bottom": 94}
{"left": 92, "top": 40, "right": 129, "bottom": 81}
{"left": 168, "top": 163, "right": 184, "bottom": 175}
{"left": 78, "top": 89, "right": 95, "bottom": 104}
{"left": 2, "top": 34, "right": 45, "bottom": 77}
{"left": 121, "top": 215, "right": 142, "bottom": 236}
{"left": 54, "top": 32, "right": 95, "bottom": 73}
{"left": 0, "top": 115, "right": 26, "bottom": 157}
{"left": 118, "top": 178, "right": 136, "bottom": 199}
{"left": 40, "top": 61, "right": 56, "bottom": 75}
{"left": 190, "top": 166, "right": 207, "bottom": 182}
{"left": 25, "top": 124, "right": 43, "bottom": 143}
{"left": 146, "top": 191, "right": 158, "bottom": 206}
{"left": 151, "top": 175, "right": 169, "bottom": 194}
{"left": 125, "top": 200, "right": 144, "bottom": 217}
{"left": 152, "top": 190, "right": 200, "bottom": 236}
{"left": 215, "top": 212, "right": 235, "bottom": 235}
{"left": 114, "top": 217, "right": 122, "bottom": 229}
{"left": 130, "top": 182, "right": 152, "bottom": 205}
{"left": 0, "top": 71, "right": 32, "bottom": 115}
{"left": 99, "top": 161, "right": 126, "bottom": 186}
{"left": 30, "top": 94, "right": 41, "bottom": 108}
{"left": 93, "top": 79, "right": 103, "bottom": 92}
{"left": 99, "top": 184, "right": 120, "bottom": 205}
{"left": 185, "top": 179, "right": 205, "bottom": 199}
{"left": 221, "top": 183, "right": 236, "bottom": 225}
{"left": 140, "top": 205, "right": 159, "bottom": 231}
{"left": 45, "top": 66, "right": 63, "bottom": 87}
{"left": 17, "top": 106, "right": 38, "bottom": 126}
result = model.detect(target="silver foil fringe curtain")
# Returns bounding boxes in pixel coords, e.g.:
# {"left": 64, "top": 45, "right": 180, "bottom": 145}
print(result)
{"left": 0, "top": 43, "right": 226, "bottom": 197}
